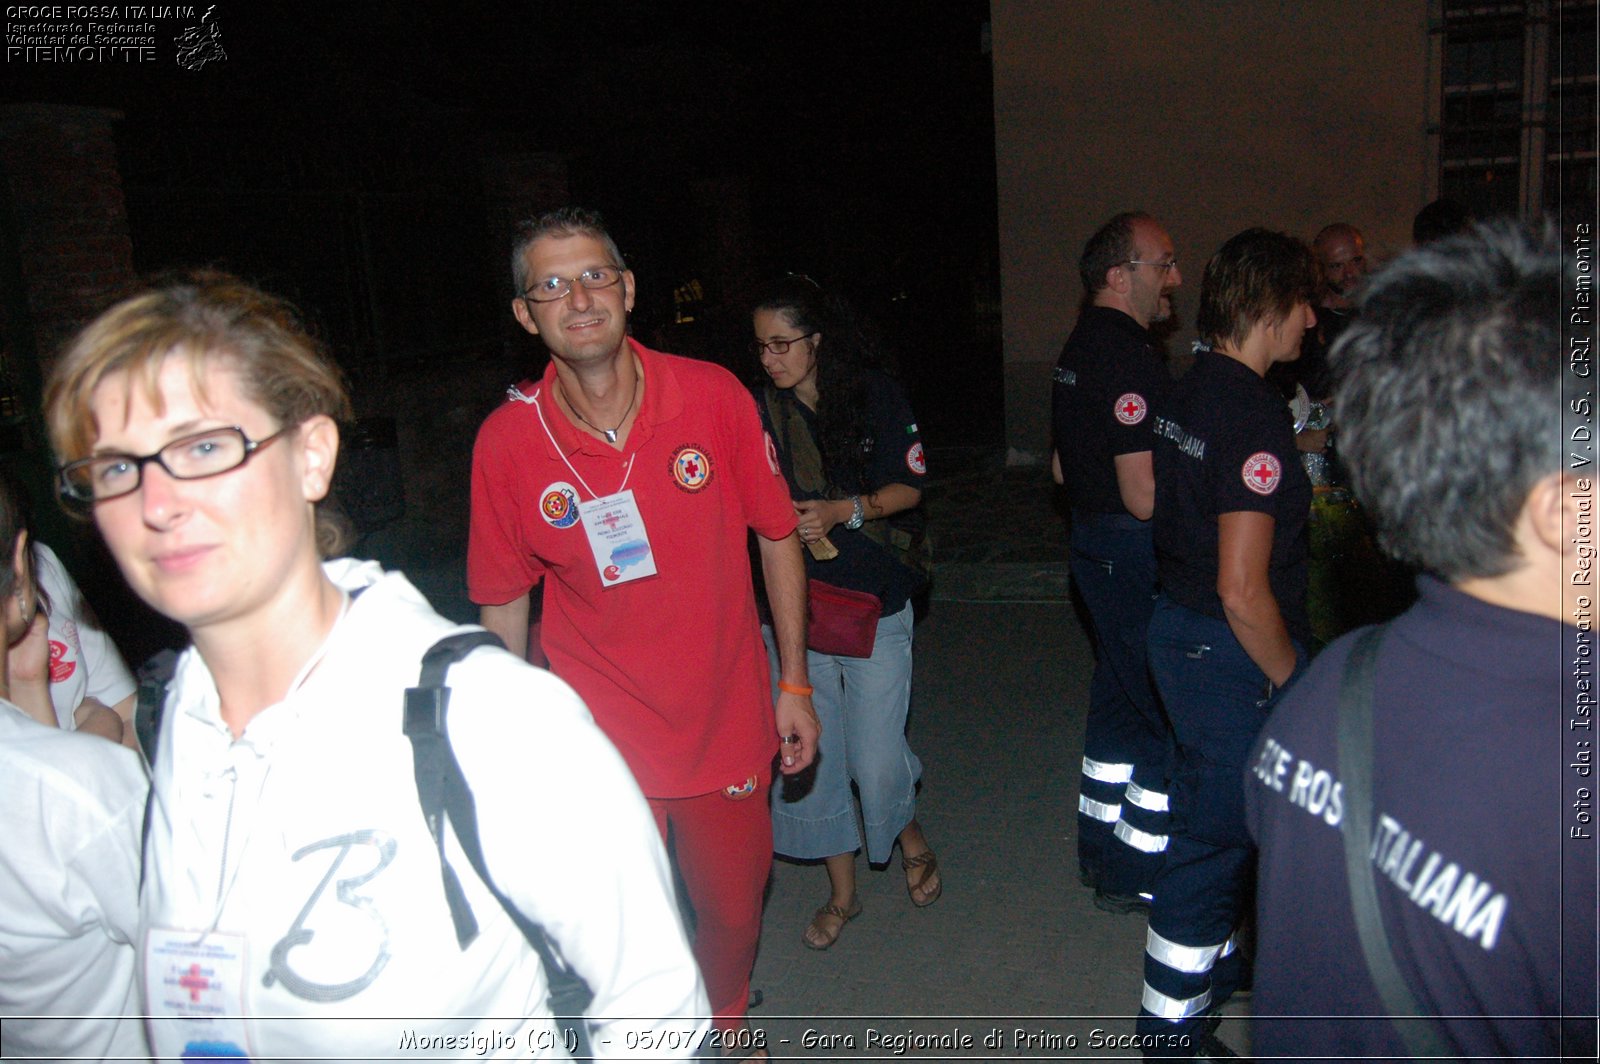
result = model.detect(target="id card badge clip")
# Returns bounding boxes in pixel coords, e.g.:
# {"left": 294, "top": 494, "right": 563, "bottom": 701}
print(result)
{"left": 578, "top": 489, "right": 658, "bottom": 587}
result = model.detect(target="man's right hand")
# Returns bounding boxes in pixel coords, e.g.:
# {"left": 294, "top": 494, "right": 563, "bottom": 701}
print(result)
{"left": 775, "top": 688, "right": 820, "bottom": 774}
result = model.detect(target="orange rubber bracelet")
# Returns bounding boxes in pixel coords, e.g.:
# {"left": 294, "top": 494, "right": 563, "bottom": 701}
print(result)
{"left": 777, "top": 680, "right": 814, "bottom": 696}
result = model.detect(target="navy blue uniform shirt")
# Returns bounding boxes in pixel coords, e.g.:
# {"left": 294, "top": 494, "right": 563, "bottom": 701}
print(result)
{"left": 1152, "top": 348, "right": 1310, "bottom": 644}
{"left": 759, "top": 371, "right": 927, "bottom": 616}
{"left": 1052, "top": 306, "right": 1168, "bottom": 515}
{"left": 1246, "top": 578, "right": 1593, "bottom": 1061}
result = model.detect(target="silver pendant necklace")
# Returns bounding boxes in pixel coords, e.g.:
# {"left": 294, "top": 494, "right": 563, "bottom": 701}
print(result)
{"left": 563, "top": 374, "right": 640, "bottom": 444}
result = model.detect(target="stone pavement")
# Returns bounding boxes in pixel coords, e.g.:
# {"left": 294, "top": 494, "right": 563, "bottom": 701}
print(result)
{"left": 919, "top": 449, "right": 1074, "bottom": 605}
{"left": 743, "top": 448, "right": 1253, "bottom": 1061}
{"left": 406, "top": 446, "right": 1254, "bottom": 1058}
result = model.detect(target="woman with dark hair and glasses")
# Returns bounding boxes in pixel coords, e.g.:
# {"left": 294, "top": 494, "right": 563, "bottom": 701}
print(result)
{"left": 0, "top": 476, "right": 136, "bottom": 747}
{"left": 0, "top": 465, "right": 149, "bottom": 1061}
{"left": 1135, "top": 230, "right": 1316, "bottom": 1058}
{"left": 750, "top": 276, "right": 939, "bottom": 951}
{"left": 46, "top": 271, "right": 706, "bottom": 1059}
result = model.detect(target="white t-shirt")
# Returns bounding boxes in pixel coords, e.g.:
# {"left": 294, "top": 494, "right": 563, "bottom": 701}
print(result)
{"left": 141, "top": 558, "right": 709, "bottom": 1061}
{"left": 35, "top": 543, "right": 137, "bottom": 729}
{"left": 0, "top": 699, "right": 149, "bottom": 1062}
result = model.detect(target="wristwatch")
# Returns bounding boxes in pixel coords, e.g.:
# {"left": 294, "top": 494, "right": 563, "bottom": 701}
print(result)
{"left": 844, "top": 495, "right": 865, "bottom": 530}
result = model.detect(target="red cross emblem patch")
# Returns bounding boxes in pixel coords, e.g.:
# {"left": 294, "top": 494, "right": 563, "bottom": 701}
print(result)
{"left": 49, "top": 639, "right": 76, "bottom": 683}
{"left": 1243, "top": 452, "right": 1283, "bottom": 495}
{"left": 906, "top": 441, "right": 926, "bottom": 475}
{"left": 671, "top": 445, "right": 713, "bottom": 492}
{"left": 764, "top": 431, "right": 781, "bottom": 476}
{"left": 1114, "top": 392, "right": 1148, "bottom": 426}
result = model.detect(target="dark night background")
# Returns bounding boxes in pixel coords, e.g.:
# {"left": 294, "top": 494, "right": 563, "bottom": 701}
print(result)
{"left": 6, "top": 0, "right": 1004, "bottom": 443}
{"left": 3, "top": 1, "right": 1003, "bottom": 652}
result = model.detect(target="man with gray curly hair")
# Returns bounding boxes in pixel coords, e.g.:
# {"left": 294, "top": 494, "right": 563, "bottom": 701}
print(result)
{"left": 1245, "top": 223, "right": 1594, "bottom": 1061}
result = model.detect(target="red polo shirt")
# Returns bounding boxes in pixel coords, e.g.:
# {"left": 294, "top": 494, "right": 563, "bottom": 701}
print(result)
{"left": 468, "top": 340, "right": 797, "bottom": 797}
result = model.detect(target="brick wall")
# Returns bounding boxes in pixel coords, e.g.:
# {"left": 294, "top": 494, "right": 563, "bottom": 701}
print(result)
{"left": 0, "top": 105, "right": 164, "bottom": 659}
{"left": 1, "top": 104, "right": 136, "bottom": 372}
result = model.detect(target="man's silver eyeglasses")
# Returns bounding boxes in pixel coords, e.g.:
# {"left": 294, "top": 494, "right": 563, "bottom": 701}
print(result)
{"left": 753, "top": 335, "right": 813, "bottom": 356}
{"left": 1122, "top": 259, "right": 1179, "bottom": 273}
{"left": 58, "top": 425, "right": 292, "bottom": 504}
{"left": 522, "top": 266, "right": 625, "bottom": 303}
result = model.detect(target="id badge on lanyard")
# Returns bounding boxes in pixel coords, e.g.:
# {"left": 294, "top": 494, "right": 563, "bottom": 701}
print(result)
{"left": 578, "top": 488, "right": 658, "bottom": 586}
{"left": 145, "top": 929, "right": 254, "bottom": 1059}
{"left": 535, "top": 389, "right": 659, "bottom": 588}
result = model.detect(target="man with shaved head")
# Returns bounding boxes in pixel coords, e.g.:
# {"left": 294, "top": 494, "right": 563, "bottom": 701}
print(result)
{"left": 1294, "top": 223, "right": 1369, "bottom": 402}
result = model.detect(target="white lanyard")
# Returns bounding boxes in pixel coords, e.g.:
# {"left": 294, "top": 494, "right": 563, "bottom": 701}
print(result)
{"left": 533, "top": 384, "right": 659, "bottom": 587}
{"left": 533, "top": 384, "right": 636, "bottom": 500}
{"left": 202, "top": 589, "right": 352, "bottom": 934}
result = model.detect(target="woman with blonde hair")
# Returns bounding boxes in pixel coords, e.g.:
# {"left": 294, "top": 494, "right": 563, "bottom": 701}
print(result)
{"left": 46, "top": 271, "right": 706, "bottom": 1060}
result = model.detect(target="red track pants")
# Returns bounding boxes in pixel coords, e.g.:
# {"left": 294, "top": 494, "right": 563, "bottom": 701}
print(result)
{"left": 648, "top": 767, "right": 772, "bottom": 1030}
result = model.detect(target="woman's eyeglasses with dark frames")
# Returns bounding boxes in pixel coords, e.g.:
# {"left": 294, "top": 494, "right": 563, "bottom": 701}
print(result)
{"left": 58, "top": 425, "right": 293, "bottom": 504}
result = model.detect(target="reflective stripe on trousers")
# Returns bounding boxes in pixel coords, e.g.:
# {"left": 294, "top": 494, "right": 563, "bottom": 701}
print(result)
{"left": 1140, "top": 931, "right": 1237, "bottom": 1022}
{"left": 1140, "top": 982, "right": 1211, "bottom": 1021}
{"left": 1146, "top": 927, "right": 1237, "bottom": 974}
{"left": 1082, "top": 756, "right": 1134, "bottom": 783}
{"left": 1115, "top": 818, "right": 1168, "bottom": 853}
{"left": 1078, "top": 794, "right": 1120, "bottom": 823}
{"left": 1125, "top": 780, "right": 1169, "bottom": 812}
{"left": 1115, "top": 780, "right": 1171, "bottom": 853}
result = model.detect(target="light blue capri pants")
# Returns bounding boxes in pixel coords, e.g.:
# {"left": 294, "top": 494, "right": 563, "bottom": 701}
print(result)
{"left": 764, "top": 600, "right": 922, "bottom": 864}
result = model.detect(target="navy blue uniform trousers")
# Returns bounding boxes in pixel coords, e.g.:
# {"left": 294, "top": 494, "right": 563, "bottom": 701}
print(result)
{"left": 1069, "top": 511, "right": 1171, "bottom": 896}
{"left": 1136, "top": 597, "right": 1300, "bottom": 1056}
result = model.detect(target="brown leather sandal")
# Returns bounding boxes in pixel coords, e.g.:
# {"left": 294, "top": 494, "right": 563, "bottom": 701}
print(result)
{"left": 801, "top": 895, "right": 862, "bottom": 950}
{"left": 903, "top": 849, "right": 943, "bottom": 907}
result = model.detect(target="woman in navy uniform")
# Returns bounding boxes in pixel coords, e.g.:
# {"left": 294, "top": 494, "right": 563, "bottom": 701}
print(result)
{"left": 1134, "top": 229, "right": 1316, "bottom": 1058}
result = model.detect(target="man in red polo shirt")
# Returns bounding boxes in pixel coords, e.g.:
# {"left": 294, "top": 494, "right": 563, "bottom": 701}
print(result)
{"left": 468, "top": 206, "right": 818, "bottom": 1043}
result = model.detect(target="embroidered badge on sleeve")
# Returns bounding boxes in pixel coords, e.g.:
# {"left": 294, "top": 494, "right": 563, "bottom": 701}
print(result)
{"left": 764, "top": 432, "right": 781, "bottom": 476}
{"left": 1242, "top": 452, "right": 1283, "bottom": 495}
{"left": 1114, "top": 392, "right": 1148, "bottom": 426}
{"left": 906, "top": 441, "right": 927, "bottom": 475}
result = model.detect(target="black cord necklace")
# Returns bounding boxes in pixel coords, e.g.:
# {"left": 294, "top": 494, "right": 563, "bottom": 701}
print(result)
{"left": 561, "top": 373, "right": 640, "bottom": 444}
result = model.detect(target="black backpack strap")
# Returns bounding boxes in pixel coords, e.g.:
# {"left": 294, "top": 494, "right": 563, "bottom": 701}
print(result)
{"left": 403, "top": 630, "right": 594, "bottom": 1048}
{"left": 134, "top": 648, "right": 181, "bottom": 890}
{"left": 402, "top": 630, "right": 501, "bottom": 948}
{"left": 135, "top": 648, "right": 180, "bottom": 769}
{"left": 1337, "top": 623, "right": 1454, "bottom": 1060}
